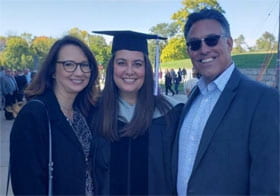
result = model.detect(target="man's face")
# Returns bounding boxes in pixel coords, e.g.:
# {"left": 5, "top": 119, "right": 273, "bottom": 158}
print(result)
{"left": 186, "top": 19, "right": 233, "bottom": 83}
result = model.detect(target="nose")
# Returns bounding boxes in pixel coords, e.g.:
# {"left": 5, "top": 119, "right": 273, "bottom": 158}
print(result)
{"left": 73, "top": 65, "right": 84, "bottom": 75}
{"left": 126, "top": 64, "right": 134, "bottom": 75}
{"left": 200, "top": 41, "right": 211, "bottom": 54}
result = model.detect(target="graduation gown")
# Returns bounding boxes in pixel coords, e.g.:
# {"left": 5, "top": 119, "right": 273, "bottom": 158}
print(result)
{"left": 93, "top": 100, "right": 183, "bottom": 195}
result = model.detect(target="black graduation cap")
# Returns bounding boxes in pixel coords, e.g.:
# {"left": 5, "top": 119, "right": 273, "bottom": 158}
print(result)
{"left": 92, "top": 30, "right": 167, "bottom": 54}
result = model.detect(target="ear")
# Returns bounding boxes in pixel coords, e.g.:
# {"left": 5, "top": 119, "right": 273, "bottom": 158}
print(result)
{"left": 226, "top": 36, "right": 233, "bottom": 51}
{"left": 186, "top": 47, "right": 191, "bottom": 56}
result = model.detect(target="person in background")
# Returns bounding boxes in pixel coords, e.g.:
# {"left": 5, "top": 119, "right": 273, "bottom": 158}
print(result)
{"left": 91, "top": 30, "right": 183, "bottom": 195}
{"left": 24, "top": 68, "right": 31, "bottom": 84}
{"left": 174, "top": 70, "right": 182, "bottom": 94}
{"left": 181, "top": 68, "right": 187, "bottom": 80}
{"left": 30, "top": 70, "right": 37, "bottom": 83}
{"left": 1, "top": 68, "right": 18, "bottom": 120}
{"left": 14, "top": 69, "right": 28, "bottom": 102}
{"left": 10, "top": 36, "right": 99, "bottom": 195}
{"left": 165, "top": 70, "right": 175, "bottom": 96}
{"left": 183, "top": 67, "right": 199, "bottom": 96}
{"left": 175, "top": 8, "right": 279, "bottom": 195}
{"left": 0, "top": 66, "right": 5, "bottom": 110}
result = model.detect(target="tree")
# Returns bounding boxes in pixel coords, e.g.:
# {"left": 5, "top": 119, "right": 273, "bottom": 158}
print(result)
{"left": 88, "top": 35, "right": 111, "bottom": 66}
{"left": 68, "top": 28, "right": 89, "bottom": 44}
{"left": 171, "top": 0, "right": 224, "bottom": 30}
{"left": 149, "top": 22, "right": 180, "bottom": 38}
{"left": 255, "top": 31, "right": 277, "bottom": 51}
{"left": 67, "top": 28, "right": 111, "bottom": 66}
{"left": 148, "top": 39, "right": 168, "bottom": 67}
{"left": 2, "top": 36, "right": 33, "bottom": 69}
{"left": 0, "top": 36, "right": 7, "bottom": 52}
{"left": 160, "top": 36, "right": 188, "bottom": 62}
{"left": 233, "top": 34, "right": 247, "bottom": 53}
{"left": 149, "top": 22, "right": 180, "bottom": 62}
{"left": 30, "top": 36, "right": 56, "bottom": 69}
{"left": 21, "top": 33, "right": 33, "bottom": 45}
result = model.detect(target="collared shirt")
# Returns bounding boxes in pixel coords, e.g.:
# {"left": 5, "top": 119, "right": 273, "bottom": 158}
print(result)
{"left": 177, "top": 63, "right": 235, "bottom": 196}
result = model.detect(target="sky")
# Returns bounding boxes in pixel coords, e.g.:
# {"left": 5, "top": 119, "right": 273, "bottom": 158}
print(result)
{"left": 0, "top": 0, "right": 278, "bottom": 47}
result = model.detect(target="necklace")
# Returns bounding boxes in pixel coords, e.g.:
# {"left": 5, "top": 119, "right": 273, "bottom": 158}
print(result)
{"left": 60, "top": 104, "right": 73, "bottom": 121}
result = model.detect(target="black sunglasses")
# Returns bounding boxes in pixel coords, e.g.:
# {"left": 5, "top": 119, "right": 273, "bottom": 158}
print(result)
{"left": 187, "top": 34, "right": 226, "bottom": 51}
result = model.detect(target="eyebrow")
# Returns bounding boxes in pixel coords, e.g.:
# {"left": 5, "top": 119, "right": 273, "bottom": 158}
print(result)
{"left": 115, "top": 58, "right": 144, "bottom": 62}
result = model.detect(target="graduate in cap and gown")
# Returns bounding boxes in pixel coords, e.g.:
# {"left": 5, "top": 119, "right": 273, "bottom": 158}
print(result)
{"left": 91, "top": 30, "right": 184, "bottom": 195}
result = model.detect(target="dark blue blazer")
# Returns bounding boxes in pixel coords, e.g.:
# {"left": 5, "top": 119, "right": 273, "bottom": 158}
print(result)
{"left": 173, "top": 68, "right": 279, "bottom": 195}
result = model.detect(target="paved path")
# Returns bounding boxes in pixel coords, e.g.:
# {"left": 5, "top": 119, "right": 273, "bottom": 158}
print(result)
{"left": 0, "top": 110, "right": 14, "bottom": 195}
{"left": 0, "top": 94, "right": 187, "bottom": 195}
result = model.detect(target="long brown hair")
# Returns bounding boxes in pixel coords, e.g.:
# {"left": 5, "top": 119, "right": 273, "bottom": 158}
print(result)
{"left": 98, "top": 54, "right": 172, "bottom": 141}
{"left": 25, "top": 35, "right": 100, "bottom": 116}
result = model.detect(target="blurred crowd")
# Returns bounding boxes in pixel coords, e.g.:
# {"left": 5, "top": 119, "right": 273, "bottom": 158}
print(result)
{"left": 159, "top": 67, "right": 199, "bottom": 96}
{"left": 0, "top": 66, "right": 37, "bottom": 120}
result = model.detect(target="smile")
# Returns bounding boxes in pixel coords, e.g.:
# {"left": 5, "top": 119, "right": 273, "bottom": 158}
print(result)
{"left": 71, "top": 79, "right": 84, "bottom": 84}
{"left": 123, "top": 78, "right": 136, "bottom": 83}
{"left": 200, "top": 57, "right": 216, "bottom": 63}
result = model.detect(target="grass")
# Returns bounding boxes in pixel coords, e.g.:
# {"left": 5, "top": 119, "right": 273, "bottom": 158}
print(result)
{"left": 160, "top": 51, "right": 277, "bottom": 69}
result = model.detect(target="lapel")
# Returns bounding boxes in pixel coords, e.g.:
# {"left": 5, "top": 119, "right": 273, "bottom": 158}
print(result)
{"left": 192, "top": 68, "right": 241, "bottom": 172}
{"left": 40, "top": 90, "right": 85, "bottom": 153}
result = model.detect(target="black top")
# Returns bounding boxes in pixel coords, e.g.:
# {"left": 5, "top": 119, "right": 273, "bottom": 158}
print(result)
{"left": 92, "top": 103, "right": 183, "bottom": 195}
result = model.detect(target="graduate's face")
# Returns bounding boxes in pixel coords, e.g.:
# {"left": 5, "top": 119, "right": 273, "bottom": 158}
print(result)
{"left": 113, "top": 49, "right": 145, "bottom": 102}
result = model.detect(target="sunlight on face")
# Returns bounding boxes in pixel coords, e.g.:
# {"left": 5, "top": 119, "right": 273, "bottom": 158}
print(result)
{"left": 113, "top": 50, "right": 145, "bottom": 103}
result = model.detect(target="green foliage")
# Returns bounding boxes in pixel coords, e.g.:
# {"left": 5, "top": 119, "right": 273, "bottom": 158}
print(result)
{"left": 233, "top": 34, "right": 247, "bottom": 53}
{"left": 30, "top": 36, "right": 56, "bottom": 68}
{"left": 2, "top": 36, "right": 33, "bottom": 69}
{"left": 67, "top": 28, "right": 89, "bottom": 43}
{"left": 171, "top": 0, "right": 224, "bottom": 30}
{"left": 161, "top": 36, "right": 188, "bottom": 62}
{"left": 161, "top": 58, "right": 193, "bottom": 69}
{"left": 88, "top": 35, "right": 111, "bottom": 66}
{"left": 148, "top": 39, "right": 168, "bottom": 65}
{"left": 255, "top": 32, "right": 277, "bottom": 51}
{"left": 149, "top": 22, "right": 180, "bottom": 38}
{"left": 0, "top": 36, "right": 7, "bottom": 51}
{"left": 160, "top": 52, "right": 277, "bottom": 70}
{"left": 232, "top": 52, "right": 277, "bottom": 68}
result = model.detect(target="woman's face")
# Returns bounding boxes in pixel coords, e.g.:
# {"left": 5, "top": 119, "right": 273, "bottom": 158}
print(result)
{"left": 113, "top": 50, "right": 145, "bottom": 102}
{"left": 53, "top": 44, "right": 91, "bottom": 97}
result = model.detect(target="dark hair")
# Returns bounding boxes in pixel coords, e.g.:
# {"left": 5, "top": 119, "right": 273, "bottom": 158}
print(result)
{"left": 184, "top": 8, "right": 231, "bottom": 39}
{"left": 25, "top": 35, "right": 100, "bottom": 116}
{"left": 98, "top": 53, "right": 172, "bottom": 141}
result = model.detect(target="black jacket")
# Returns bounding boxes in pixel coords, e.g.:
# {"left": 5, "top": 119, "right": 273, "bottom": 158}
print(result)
{"left": 10, "top": 90, "right": 94, "bottom": 195}
{"left": 93, "top": 103, "right": 183, "bottom": 195}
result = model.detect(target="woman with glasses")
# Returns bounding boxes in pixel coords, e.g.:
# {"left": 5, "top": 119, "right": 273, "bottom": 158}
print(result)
{"left": 91, "top": 30, "right": 184, "bottom": 195}
{"left": 10, "top": 36, "right": 99, "bottom": 195}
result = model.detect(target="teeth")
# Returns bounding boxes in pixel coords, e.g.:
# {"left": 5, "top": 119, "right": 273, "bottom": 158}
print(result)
{"left": 123, "top": 78, "right": 135, "bottom": 82}
{"left": 201, "top": 58, "right": 214, "bottom": 63}
{"left": 71, "top": 79, "right": 83, "bottom": 84}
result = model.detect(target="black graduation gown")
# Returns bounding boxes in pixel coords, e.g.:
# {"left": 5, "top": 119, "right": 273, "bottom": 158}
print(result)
{"left": 93, "top": 103, "right": 183, "bottom": 195}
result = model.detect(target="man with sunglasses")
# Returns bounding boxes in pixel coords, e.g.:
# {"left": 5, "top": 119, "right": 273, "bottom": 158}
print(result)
{"left": 174, "top": 8, "right": 279, "bottom": 196}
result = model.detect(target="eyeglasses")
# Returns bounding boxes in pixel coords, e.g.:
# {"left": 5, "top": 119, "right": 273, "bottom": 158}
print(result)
{"left": 56, "top": 60, "right": 91, "bottom": 73}
{"left": 187, "top": 34, "right": 226, "bottom": 51}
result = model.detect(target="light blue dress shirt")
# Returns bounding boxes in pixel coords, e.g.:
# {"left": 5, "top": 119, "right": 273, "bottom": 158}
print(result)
{"left": 177, "top": 64, "right": 235, "bottom": 196}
